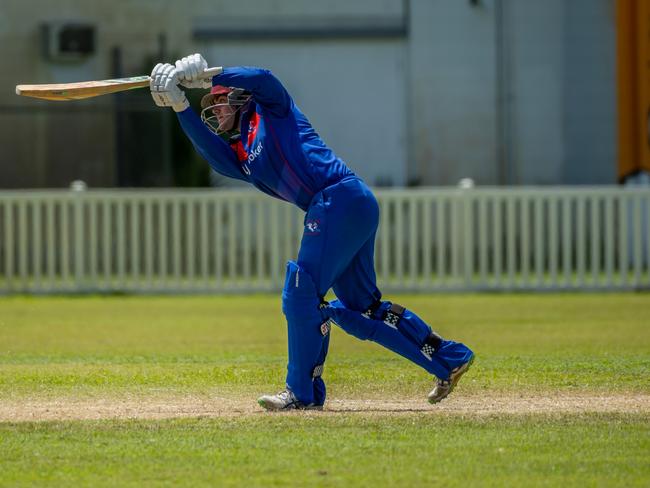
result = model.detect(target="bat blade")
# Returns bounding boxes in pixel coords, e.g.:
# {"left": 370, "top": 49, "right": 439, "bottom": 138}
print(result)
{"left": 15, "top": 76, "right": 151, "bottom": 101}
{"left": 15, "top": 67, "right": 222, "bottom": 101}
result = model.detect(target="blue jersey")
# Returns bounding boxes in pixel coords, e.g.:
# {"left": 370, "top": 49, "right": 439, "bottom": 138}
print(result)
{"left": 176, "top": 67, "right": 355, "bottom": 211}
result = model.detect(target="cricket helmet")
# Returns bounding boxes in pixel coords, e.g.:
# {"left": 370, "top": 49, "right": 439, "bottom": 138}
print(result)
{"left": 200, "top": 85, "right": 252, "bottom": 135}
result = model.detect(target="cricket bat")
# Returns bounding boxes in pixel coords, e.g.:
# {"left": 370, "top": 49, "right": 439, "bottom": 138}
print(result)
{"left": 15, "top": 66, "right": 223, "bottom": 101}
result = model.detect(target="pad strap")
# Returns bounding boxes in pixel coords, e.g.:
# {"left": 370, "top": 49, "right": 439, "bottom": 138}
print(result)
{"left": 383, "top": 303, "right": 405, "bottom": 329}
{"left": 318, "top": 299, "right": 331, "bottom": 336}
{"left": 360, "top": 300, "right": 444, "bottom": 360}
{"left": 312, "top": 364, "right": 324, "bottom": 378}
{"left": 362, "top": 299, "right": 383, "bottom": 319}
{"left": 420, "top": 331, "right": 444, "bottom": 359}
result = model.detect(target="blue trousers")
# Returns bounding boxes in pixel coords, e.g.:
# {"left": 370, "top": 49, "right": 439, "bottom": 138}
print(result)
{"left": 283, "top": 176, "right": 473, "bottom": 405}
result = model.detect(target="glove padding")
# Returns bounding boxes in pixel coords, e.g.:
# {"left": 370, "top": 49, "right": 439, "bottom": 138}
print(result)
{"left": 149, "top": 63, "right": 189, "bottom": 112}
{"left": 175, "top": 53, "right": 212, "bottom": 89}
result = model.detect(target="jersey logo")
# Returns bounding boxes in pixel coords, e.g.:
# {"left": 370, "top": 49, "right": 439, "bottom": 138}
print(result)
{"left": 305, "top": 219, "right": 321, "bottom": 235}
{"left": 247, "top": 142, "right": 263, "bottom": 164}
{"left": 320, "top": 320, "right": 331, "bottom": 336}
{"left": 230, "top": 112, "right": 262, "bottom": 178}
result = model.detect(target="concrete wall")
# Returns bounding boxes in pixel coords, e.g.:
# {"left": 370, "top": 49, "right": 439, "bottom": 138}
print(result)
{"left": 408, "top": 0, "right": 498, "bottom": 185}
{"left": 506, "top": 0, "right": 616, "bottom": 185}
{"left": 408, "top": 0, "right": 617, "bottom": 186}
{"left": 563, "top": 0, "right": 617, "bottom": 184}
{"left": 0, "top": 0, "right": 618, "bottom": 188}
{"left": 508, "top": 0, "right": 566, "bottom": 185}
{"left": 0, "top": 0, "right": 190, "bottom": 188}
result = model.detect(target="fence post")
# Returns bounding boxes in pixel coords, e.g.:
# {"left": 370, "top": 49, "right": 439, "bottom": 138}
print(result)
{"left": 72, "top": 181, "right": 88, "bottom": 291}
{"left": 457, "top": 179, "right": 475, "bottom": 289}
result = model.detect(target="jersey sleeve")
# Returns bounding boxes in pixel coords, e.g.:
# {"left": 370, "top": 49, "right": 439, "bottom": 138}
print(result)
{"left": 213, "top": 67, "right": 291, "bottom": 118}
{"left": 175, "top": 107, "right": 247, "bottom": 182}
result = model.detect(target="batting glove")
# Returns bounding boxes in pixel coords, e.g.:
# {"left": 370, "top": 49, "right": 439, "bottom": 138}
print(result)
{"left": 149, "top": 63, "right": 190, "bottom": 112}
{"left": 175, "top": 53, "right": 212, "bottom": 89}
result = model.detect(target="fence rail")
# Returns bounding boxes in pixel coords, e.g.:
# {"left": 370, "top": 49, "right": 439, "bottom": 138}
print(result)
{"left": 0, "top": 187, "right": 649, "bottom": 293}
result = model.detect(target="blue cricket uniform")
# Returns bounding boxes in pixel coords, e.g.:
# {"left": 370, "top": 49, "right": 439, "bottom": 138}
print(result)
{"left": 176, "top": 67, "right": 473, "bottom": 406}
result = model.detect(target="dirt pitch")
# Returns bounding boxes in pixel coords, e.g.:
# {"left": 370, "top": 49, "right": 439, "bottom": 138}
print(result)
{"left": 2, "top": 393, "right": 648, "bottom": 422}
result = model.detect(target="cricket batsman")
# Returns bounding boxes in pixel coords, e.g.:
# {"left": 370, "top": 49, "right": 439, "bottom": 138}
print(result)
{"left": 149, "top": 54, "right": 475, "bottom": 410}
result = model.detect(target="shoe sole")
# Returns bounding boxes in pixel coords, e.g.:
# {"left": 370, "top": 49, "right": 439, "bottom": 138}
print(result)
{"left": 428, "top": 355, "right": 475, "bottom": 404}
{"left": 257, "top": 398, "right": 279, "bottom": 411}
{"left": 257, "top": 398, "right": 323, "bottom": 411}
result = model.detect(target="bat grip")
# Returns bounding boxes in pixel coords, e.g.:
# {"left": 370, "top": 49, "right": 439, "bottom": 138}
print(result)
{"left": 200, "top": 67, "right": 223, "bottom": 79}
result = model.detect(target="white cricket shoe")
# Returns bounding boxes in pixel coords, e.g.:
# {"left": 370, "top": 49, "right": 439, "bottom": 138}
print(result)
{"left": 257, "top": 389, "right": 322, "bottom": 411}
{"left": 428, "top": 355, "right": 475, "bottom": 404}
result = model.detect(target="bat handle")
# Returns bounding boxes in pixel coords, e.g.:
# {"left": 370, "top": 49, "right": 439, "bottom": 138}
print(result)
{"left": 200, "top": 67, "right": 223, "bottom": 79}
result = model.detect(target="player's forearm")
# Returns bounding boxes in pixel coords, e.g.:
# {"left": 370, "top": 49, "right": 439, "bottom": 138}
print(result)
{"left": 214, "top": 67, "right": 291, "bottom": 117}
{"left": 176, "top": 107, "right": 246, "bottom": 181}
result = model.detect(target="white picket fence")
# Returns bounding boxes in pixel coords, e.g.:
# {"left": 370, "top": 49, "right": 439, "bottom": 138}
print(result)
{"left": 0, "top": 187, "right": 649, "bottom": 294}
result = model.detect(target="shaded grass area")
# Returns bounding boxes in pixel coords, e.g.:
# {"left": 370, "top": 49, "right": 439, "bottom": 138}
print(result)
{"left": 1, "top": 414, "right": 649, "bottom": 487}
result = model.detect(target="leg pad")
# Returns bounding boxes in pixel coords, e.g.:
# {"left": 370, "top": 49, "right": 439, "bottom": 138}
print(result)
{"left": 283, "top": 261, "right": 330, "bottom": 404}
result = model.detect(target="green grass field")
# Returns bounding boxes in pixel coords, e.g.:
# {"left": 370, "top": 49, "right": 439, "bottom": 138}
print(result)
{"left": 1, "top": 293, "right": 649, "bottom": 486}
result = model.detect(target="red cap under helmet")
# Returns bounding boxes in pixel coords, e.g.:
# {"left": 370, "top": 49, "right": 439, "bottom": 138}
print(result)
{"left": 200, "top": 85, "right": 232, "bottom": 109}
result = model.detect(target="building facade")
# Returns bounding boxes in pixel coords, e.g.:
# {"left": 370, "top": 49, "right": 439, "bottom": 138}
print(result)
{"left": 0, "top": 0, "right": 623, "bottom": 189}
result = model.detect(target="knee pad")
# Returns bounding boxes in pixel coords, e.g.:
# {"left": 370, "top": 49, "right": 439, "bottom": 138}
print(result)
{"left": 282, "top": 261, "right": 327, "bottom": 325}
